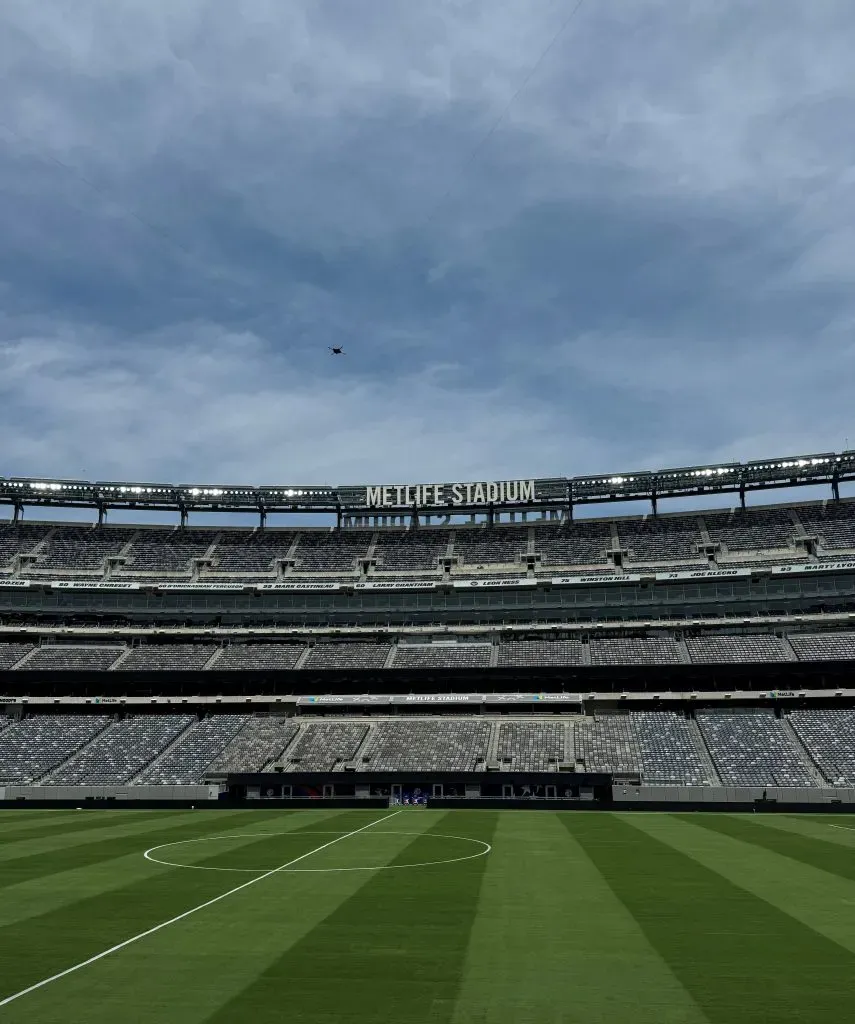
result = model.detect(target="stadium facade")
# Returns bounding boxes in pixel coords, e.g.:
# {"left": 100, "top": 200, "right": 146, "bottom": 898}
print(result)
{"left": 4, "top": 450, "right": 855, "bottom": 810}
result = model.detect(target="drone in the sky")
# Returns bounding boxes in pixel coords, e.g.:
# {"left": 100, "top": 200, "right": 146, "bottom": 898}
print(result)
{"left": 328, "top": 346, "right": 345, "bottom": 356}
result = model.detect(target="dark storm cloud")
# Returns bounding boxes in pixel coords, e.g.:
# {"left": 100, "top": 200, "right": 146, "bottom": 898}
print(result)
{"left": 1, "top": 0, "right": 854, "bottom": 488}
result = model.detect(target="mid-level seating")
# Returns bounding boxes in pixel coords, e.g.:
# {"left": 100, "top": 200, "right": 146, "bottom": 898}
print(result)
{"left": 0, "top": 715, "right": 110, "bottom": 783}
{"left": 362, "top": 720, "right": 490, "bottom": 770}
{"left": 696, "top": 709, "right": 815, "bottom": 786}
{"left": 0, "top": 643, "right": 35, "bottom": 670}
{"left": 216, "top": 644, "right": 304, "bottom": 671}
{"left": 302, "top": 644, "right": 391, "bottom": 670}
{"left": 789, "top": 633, "right": 855, "bottom": 662}
{"left": 393, "top": 644, "right": 492, "bottom": 669}
{"left": 21, "top": 646, "right": 126, "bottom": 671}
{"left": 589, "top": 638, "right": 682, "bottom": 665}
{"left": 6, "top": 629, "right": 855, "bottom": 673}
{"left": 497, "top": 721, "right": 565, "bottom": 770}
{"left": 685, "top": 635, "right": 787, "bottom": 663}
{"left": 117, "top": 644, "right": 217, "bottom": 671}
{"left": 135, "top": 715, "right": 246, "bottom": 784}
{"left": 46, "top": 715, "right": 193, "bottom": 784}
{"left": 498, "top": 640, "right": 583, "bottom": 667}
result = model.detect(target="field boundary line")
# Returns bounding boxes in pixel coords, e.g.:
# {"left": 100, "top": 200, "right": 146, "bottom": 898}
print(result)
{"left": 0, "top": 810, "right": 401, "bottom": 1008}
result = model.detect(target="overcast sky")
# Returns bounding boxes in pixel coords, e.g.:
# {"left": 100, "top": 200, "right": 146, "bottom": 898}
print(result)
{"left": 2, "top": 0, "right": 855, "bottom": 493}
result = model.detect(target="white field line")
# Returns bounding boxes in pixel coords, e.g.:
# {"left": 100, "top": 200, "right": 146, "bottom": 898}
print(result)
{"left": 827, "top": 823, "right": 855, "bottom": 831}
{"left": 0, "top": 810, "right": 401, "bottom": 1009}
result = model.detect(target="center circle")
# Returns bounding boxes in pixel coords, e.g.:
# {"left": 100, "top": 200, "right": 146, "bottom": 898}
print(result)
{"left": 143, "top": 830, "right": 491, "bottom": 874}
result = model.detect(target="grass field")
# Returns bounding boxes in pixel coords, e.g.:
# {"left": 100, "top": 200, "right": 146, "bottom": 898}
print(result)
{"left": 2, "top": 808, "right": 855, "bottom": 1022}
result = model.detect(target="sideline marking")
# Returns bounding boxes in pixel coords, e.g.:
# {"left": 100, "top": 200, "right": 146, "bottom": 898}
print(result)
{"left": 828, "top": 824, "right": 855, "bottom": 831}
{"left": 0, "top": 810, "right": 400, "bottom": 1008}
{"left": 144, "top": 829, "right": 491, "bottom": 873}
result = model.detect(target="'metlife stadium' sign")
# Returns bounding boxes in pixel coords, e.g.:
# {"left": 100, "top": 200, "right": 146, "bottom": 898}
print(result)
{"left": 364, "top": 479, "right": 536, "bottom": 508}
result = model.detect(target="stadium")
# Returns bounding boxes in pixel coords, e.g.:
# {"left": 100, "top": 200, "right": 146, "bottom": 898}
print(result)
{"left": 3, "top": 454, "right": 855, "bottom": 1018}
{"left": 5, "top": 448, "right": 855, "bottom": 807}
{"left": 5, "top": 2, "right": 855, "bottom": 1020}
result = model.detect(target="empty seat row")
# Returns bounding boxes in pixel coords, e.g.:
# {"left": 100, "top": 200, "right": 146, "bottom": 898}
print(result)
{"left": 696, "top": 709, "right": 815, "bottom": 787}
{"left": 498, "top": 640, "right": 583, "bottom": 667}
{"left": 360, "top": 720, "right": 490, "bottom": 771}
{"left": 788, "top": 710, "right": 855, "bottom": 785}
{"left": 135, "top": 715, "right": 247, "bottom": 785}
{"left": 497, "top": 721, "right": 566, "bottom": 770}
{"left": 3, "top": 501, "right": 855, "bottom": 577}
{"left": 685, "top": 635, "right": 787, "bottom": 663}
{"left": 0, "top": 715, "right": 110, "bottom": 783}
{"left": 1, "top": 711, "right": 850, "bottom": 785}
{"left": 46, "top": 715, "right": 194, "bottom": 784}
{"left": 574, "top": 713, "right": 712, "bottom": 784}
{"left": 286, "top": 721, "right": 369, "bottom": 770}
{"left": 393, "top": 644, "right": 492, "bottom": 669}
{"left": 210, "top": 718, "right": 300, "bottom": 772}
{"left": 5, "top": 633, "right": 855, "bottom": 669}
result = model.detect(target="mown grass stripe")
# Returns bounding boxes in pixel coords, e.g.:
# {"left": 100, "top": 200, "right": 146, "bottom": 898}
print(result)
{"left": 0, "top": 810, "right": 275, "bottom": 892}
{"left": 0, "top": 810, "right": 433, "bottom": 1024}
{"left": 0, "top": 809, "right": 356, "bottom": 1000}
{"left": 0, "top": 809, "right": 345, "bottom": 934}
{"left": 0, "top": 810, "right": 119, "bottom": 840}
{"left": 687, "top": 813, "right": 855, "bottom": 883}
{"left": 204, "top": 811, "right": 498, "bottom": 1024}
{"left": 632, "top": 813, "right": 855, "bottom": 961}
{"left": 0, "top": 811, "right": 402, "bottom": 1013}
{"left": 568, "top": 813, "right": 855, "bottom": 1023}
{"left": 452, "top": 811, "right": 708, "bottom": 1024}
{"left": 718, "top": 812, "right": 855, "bottom": 849}
{"left": 0, "top": 809, "right": 243, "bottom": 865}
{"left": 0, "top": 809, "right": 200, "bottom": 856}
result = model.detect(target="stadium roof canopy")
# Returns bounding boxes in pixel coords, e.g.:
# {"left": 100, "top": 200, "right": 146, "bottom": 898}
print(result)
{"left": 2, "top": 450, "right": 854, "bottom": 519}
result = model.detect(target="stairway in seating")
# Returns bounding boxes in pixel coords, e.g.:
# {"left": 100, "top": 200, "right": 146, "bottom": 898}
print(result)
{"left": 40, "top": 719, "right": 121, "bottom": 782}
{"left": 781, "top": 717, "right": 828, "bottom": 785}
{"left": 484, "top": 720, "right": 501, "bottom": 768}
{"left": 33, "top": 718, "right": 115, "bottom": 783}
{"left": 562, "top": 719, "right": 576, "bottom": 769}
{"left": 265, "top": 721, "right": 306, "bottom": 770}
{"left": 346, "top": 723, "right": 377, "bottom": 769}
{"left": 127, "top": 718, "right": 196, "bottom": 783}
{"left": 689, "top": 718, "right": 721, "bottom": 785}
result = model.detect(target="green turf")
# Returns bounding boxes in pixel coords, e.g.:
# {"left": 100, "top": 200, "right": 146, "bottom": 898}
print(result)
{"left": 2, "top": 809, "right": 855, "bottom": 1022}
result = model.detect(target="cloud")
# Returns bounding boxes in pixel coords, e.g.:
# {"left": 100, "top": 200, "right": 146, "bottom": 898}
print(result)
{"left": 0, "top": 318, "right": 597, "bottom": 484}
{"left": 1, "top": 0, "right": 855, "bottom": 498}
